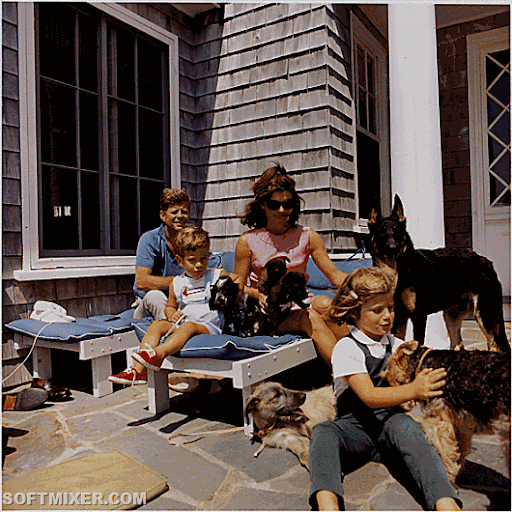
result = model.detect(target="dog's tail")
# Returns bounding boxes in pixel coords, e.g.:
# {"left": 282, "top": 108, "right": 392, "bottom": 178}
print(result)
{"left": 474, "top": 259, "right": 510, "bottom": 353}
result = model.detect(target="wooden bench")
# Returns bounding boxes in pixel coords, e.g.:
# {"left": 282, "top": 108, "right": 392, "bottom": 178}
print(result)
{"left": 16, "top": 330, "right": 140, "bottom": 397}
{"left": 146, "top": 337, "right": 318, "bottom": 435}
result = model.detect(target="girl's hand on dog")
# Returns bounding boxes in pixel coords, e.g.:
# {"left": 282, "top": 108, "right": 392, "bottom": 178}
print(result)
{"left": 412, "top": 368, "right": 447, "bottom": 400}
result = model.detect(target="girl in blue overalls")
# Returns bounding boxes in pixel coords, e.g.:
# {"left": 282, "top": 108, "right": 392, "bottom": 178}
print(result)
{"left": 308, "top": 265, "right": 461, "bottom": 511}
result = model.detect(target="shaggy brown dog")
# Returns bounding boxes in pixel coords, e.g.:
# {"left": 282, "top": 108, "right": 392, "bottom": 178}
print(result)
{"left": 244, "top": 381, "right": 335, "bottom": 469}
{"left": 381, "top": 340, "right": 510, "bottom": 486}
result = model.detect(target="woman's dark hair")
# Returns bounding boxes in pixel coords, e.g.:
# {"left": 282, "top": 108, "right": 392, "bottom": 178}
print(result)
{"left": 239, "top": 163, "right": 302, "bottom": 229}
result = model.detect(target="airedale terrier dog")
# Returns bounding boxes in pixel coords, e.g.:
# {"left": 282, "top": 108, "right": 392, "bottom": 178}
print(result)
{"left": 381, "top": 341, "right": 510, "bottom": 486}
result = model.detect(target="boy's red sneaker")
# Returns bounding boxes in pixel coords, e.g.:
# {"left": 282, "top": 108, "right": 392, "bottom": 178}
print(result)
{"left": 132, "top": 344, "right": 163, "bottom": 371}
{"left": 108, "top": 367, "right": 147, "bottom": 385}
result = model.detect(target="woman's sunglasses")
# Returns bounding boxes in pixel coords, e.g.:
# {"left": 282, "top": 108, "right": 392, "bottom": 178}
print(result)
{"left": 266, "top": 199, "right": 295, "bottom": 211}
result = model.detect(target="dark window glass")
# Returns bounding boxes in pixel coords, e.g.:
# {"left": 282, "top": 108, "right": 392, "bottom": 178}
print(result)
{"left": 138, "top": 38, "right": 163, "bottom": 110}
{"left": 357, "top": 131, "right": 381, "bottom": 218}
{"left": 40, "top": 81, "right": 77, "bottom": 167}
{"left": 37, "top": 3, "right": 170, "bottom": 257}
{"left": 42, "top": 165, "right": 79, "bottom": 250}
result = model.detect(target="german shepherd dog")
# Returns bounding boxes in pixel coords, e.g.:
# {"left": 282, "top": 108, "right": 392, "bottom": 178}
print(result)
{"left": 368, "top": 195, "right": 509, "bottom": 353}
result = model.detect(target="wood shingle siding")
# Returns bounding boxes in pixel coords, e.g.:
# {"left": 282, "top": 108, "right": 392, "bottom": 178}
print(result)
{"left": 183, "top": 4, "right": 356, "bottom": 252}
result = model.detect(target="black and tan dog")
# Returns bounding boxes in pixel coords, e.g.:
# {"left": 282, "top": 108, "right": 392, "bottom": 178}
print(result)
{"left": 368, "top": 195, "right": 510, "bottom": 353}
{"left": 209, "top": 274, "right": 262, "bottom": 337}
{"left": 209, "top": 256, "right": 309, "bottom": 337}
{"left": 381, "top": 340, "right": 510, "bottom": 485}
{"left": 244, "top": 381, "right": 335, "bottom": 469}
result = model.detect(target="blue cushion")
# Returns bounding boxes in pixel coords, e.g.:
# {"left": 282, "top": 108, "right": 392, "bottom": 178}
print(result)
{"left": 132, "top": 320, "right": 302, "bottom": 360}
{"left": 218, "top": 251, "right": 235, "bottom": 273}
{"left": 5, "top": 309, "right": 137, "bottom": 343}
{"left": 306, "top": 257, "right": 373, "bottom": 290}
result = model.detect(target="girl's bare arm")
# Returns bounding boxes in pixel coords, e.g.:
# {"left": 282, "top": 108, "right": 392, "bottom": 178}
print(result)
{"left": 346, "top": 367, "right": 447, "bottom": 409}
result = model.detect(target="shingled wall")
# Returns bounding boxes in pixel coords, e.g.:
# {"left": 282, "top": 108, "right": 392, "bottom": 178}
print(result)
{"left": 176, "top": 4, "right": 357, "bottom": 253}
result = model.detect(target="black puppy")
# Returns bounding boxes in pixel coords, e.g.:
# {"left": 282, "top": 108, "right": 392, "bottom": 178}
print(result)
{"left": 368, "top": 195, "right": 510, "bottom": 352}
{"left": 209, "top": 275, "right": 262, "bottom": 337}
{"left": 259, "top": 271, "right": 309, "bottom": 334}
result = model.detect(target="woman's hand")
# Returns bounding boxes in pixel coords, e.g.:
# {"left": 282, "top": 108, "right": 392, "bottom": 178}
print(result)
{"left": 411, "top": 368, "right": 447, "bottom": 400}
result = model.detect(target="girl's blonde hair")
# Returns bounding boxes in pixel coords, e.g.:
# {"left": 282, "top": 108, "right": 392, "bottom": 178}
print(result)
{"left": 329, "top": 265, "right": 397, "bottom": 325}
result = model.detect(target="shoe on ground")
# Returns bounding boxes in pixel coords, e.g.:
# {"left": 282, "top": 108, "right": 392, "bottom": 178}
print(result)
{"left": 168, "top": 375, "right": 200, "bottom": 393}
{"left": 108, "top": 367, "right": 147, "bottom": 385}
{"left": 132, "top": 344, "right": 163, "bottom": 371}
{"left": 3, "top": 388, "right": 48, "bottom": 411}
{"left": 31, "top": 378, "right": 71, "bottom": 401}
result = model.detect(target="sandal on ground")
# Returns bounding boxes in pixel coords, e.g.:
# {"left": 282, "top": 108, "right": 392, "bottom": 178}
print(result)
{"left": 3, "top": 388, "right": 48, "bottom": 411}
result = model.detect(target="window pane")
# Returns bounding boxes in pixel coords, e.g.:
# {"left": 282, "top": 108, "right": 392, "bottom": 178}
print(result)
{"left": 109, "top": 99, "right": 137, "bottom": 175}
{"left": 111, "top": 175, "right": 139, "bottom": 250}
{"left": 359, "top": 88, "right": 367, "bottom": 130}
{"left": 357, "top": 131, "right": 380, "bottom": 218}
{"left": 39, "top": 3, "right": 76, "bottom": 85}
{"left": 367, "top": 55, "right": 375, "bottom": 95}
{"left": 138, "top": 38, "right": 164, "bottom": 110}
{"left": 139, "top": 108, "right": 164, "bottom": 179}
{"left": 78, "top": 12, "right": 98, "bottom": 93}
{"left": 489, "top": 74, "right": 510, "bottom": 107}
{"left": 140, "top": 181, "right": 165, "bottom": 234}
{"left": 81, "top": 171, "right": 101, "bottom": 249}
{"left": 357, "top": 46, "right": 366, "bottom": 89}
{"left": 80, "top": 91, "right": 99, "bottom": 171}
{"left": 489, "top": 111, "right": 510, "bottom": 144}
{"left": 368, "top": 95, "right": 376, "bottom": 134}
{"left": 40, "top": 80, "right": 77, "bottom": 167}
{"left": 42, "top": 165, "right": 79, "bottom": 250}
{"left": 109, "top": 27, "right": 136, "bottom": 102}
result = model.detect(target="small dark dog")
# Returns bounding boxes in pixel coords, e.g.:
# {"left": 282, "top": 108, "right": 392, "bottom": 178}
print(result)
{"left": 381, "top": 340, "right": 510, "bottom": 485}
{"left": 244, "top": 381, "right": 335, "bottom": 469}
{"left": 368, "top": 195, "right": 510, "bottom": 353}
{"left": 259, "top": 271, "right": 309, "bottom": 335}
{"left": 209, "top": 275, "right": 262, "bottom": 337}
{"left": 210, "top": 256, "right": 309, "bottom": 337}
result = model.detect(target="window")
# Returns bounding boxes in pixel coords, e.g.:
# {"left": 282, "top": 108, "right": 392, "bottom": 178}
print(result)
{"left": 17, "top": 3, "right": 180, "bottom": 279}
{"left": 38, "top": 3, "right": 169, "bottom": 256}
{"left": 485, "top": 48, "right": 510, "bottom": 208}
{"left": 351, "top": 14, "right": 390, "bottom": 225}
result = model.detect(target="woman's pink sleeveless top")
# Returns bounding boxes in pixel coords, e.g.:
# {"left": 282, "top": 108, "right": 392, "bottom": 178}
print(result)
{"left": 245, "top": 226, "right": 310, "bottom": 288}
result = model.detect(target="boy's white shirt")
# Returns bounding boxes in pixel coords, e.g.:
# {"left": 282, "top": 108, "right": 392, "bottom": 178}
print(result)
{"left": 332, "top": 326, "right": 405, "bottom": 398}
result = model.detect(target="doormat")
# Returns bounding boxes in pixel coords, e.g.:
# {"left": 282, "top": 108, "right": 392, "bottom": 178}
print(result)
{"left": 3, "top": 450, "right": 168, "bottom": 510}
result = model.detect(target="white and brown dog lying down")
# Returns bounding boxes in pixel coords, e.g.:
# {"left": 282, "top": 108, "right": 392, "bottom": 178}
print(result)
{"left": 244, "top": 382, "right": 335, "bottom": 469}
{"left": 381, "top": 340, "right": 510, "bottom": 486}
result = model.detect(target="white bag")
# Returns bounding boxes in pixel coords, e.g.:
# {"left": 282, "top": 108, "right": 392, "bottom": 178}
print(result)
{"left": 30, "top": 300, "right": 76, "bottom": 323}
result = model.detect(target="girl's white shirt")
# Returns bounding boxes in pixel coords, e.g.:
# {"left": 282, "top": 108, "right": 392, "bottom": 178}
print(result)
{"left": 332, "top": 326, "right": 405, "bottom": 398}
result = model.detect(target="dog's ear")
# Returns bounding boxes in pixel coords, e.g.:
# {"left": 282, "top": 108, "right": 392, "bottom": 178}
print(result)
{"left": 368, "top": 208, "right": 380, "bottom": 226}
{"left": 392, "top": 195, "right": 406, "bottom": 223}
{"left": 244, "top": 396, "right": 260, "bottom": 421}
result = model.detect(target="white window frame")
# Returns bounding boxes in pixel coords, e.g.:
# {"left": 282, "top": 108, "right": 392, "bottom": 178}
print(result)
{"left": 15, "top": 2, "right": 181, "bottom": 281}
{"left": 350, "top": 12, "right": 390, "bottom": 231}
{"left": 468, "top": 26, "right": 510, "bottom": 248}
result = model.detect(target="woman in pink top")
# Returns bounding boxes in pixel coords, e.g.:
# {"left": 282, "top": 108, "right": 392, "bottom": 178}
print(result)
{"left": 234, "top": 163, "right": 349, "bottom": 365}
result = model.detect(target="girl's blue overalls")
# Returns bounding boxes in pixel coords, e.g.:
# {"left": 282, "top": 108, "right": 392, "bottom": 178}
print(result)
{"left": 308, "top": 335, "right": 460, "bottom": 510}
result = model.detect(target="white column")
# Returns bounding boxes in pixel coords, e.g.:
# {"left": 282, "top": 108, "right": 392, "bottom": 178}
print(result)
{"left": 388, "top": 4, "right": 449, "bottom": 348}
